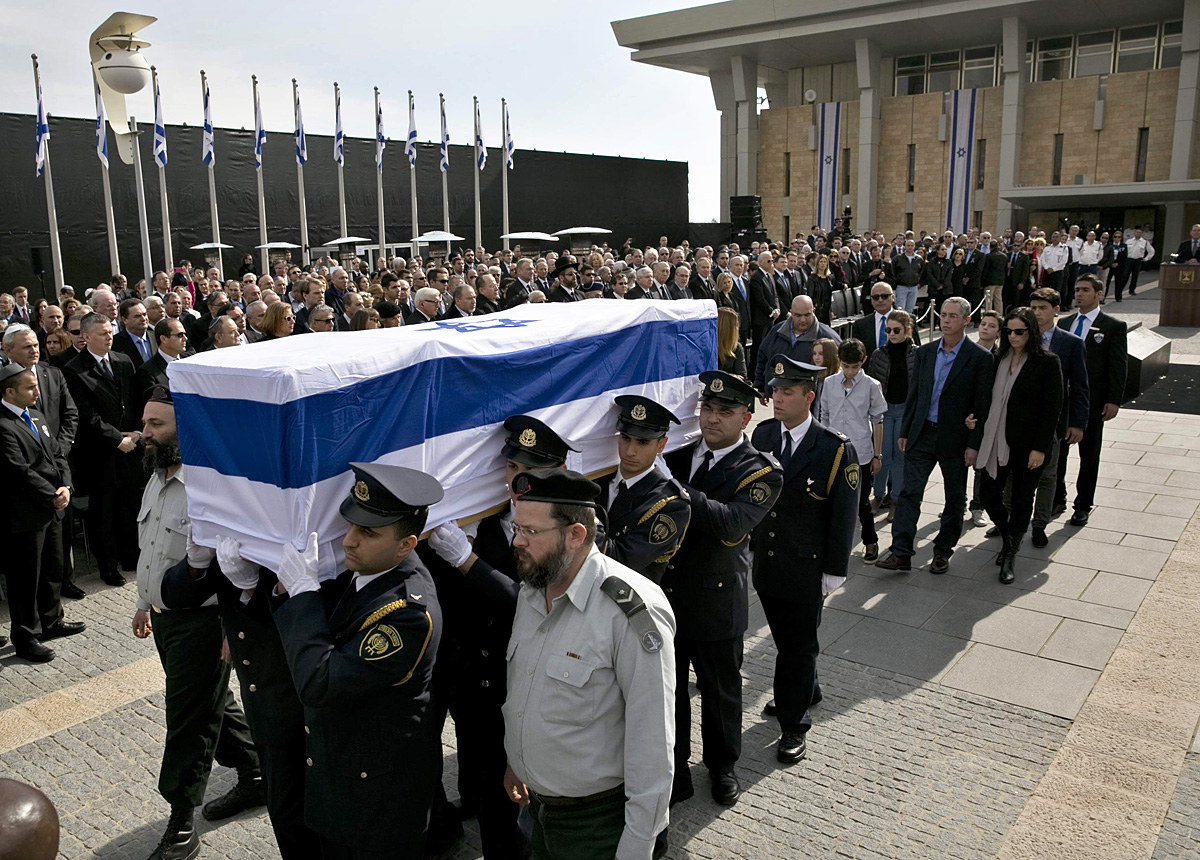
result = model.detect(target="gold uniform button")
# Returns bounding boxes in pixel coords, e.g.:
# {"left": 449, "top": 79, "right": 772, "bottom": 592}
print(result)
{"left": 248, "top": 684, "right": 257, "bottom": 692}
{"left": 238, "top": 632, "right": 245, "bottom": 639}
{"left": 481, "top": 649, "right": 489, "bottom": 658}
{"left": 768, "top": 551, "right": 775, "bottom": 557}
{"left": 306, "top": 758, "right": 313, "bottom": 767}
{"left": 242, "top": 659, "right": 250, "bottom": 666}
{"left": 769, "top": 532, "right": 775, "bottom": 538}
{"left": 770, "top": 512, "right": 777, "bottom": 518}
{"left": 718, "top": 582, "right": 724, "bottom": 588}
{"left": 481, "top": 680, "right": 489, "bottom": 688}
{"left": 360, "top": 772, "right": 368, "bottom": 779}
{"left": 304, "top": 726, "right": 310, "bottom": 734}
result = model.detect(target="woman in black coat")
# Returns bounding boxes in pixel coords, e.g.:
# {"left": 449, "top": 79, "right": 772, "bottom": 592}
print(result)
{"left": 949, "top": 247, "right": 972, "bottom": 302}
{"left": 972, "top": 307, "right": 1063, "bottom": 583}
{"left": 806, "top": 254, "right": 836, "bottom": 324}
{"left": 923, "top": 244, "right": 954, "bottom": 310}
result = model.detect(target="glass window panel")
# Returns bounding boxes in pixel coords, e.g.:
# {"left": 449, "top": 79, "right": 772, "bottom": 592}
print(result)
{"left": 964, "top": 45, "right": 996, "bottom": 62}
{"left": 963, "top": 67, "right": 996, "bottom": 88}
{"left": 1075, "top": 32, "right": 1114, "bottom": 77}
{"left": 928, "top": 69, "right": 959, "bottom": 92}
{"left": 1161, "top": 21, "right": 1182, "bottom": 68}
{"left": 930, "top": 50, "right": 961, "bottom": 67}
{"left": 1038, "top": 37, "right": 1074, "bottom": 81}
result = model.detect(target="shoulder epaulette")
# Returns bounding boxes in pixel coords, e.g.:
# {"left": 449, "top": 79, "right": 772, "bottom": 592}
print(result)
{"left": 826, "top": 443, "right": 846, "bottom": 496}
{"left": 600, "top": 575, "right": 665, "bottom": 653}
{"left": 359, "top": 599, "right": 408, "bottom": 631}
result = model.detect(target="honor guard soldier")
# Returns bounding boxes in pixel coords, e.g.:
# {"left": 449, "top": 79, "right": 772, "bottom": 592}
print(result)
{"left": 751, "top": 355, "right": 858, "bottom": 765}
{"left": 595, "top": 395, "right": 691, "bottom": 584}
{"left": 268, "top": 463, "right": 445, "bottom": 860}
{"left": 662, "top": 371, "right": 782, "bottom": 808}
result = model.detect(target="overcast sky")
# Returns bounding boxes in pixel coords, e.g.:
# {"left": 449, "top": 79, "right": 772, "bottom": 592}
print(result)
{"left": 0, "top": 1, "right": 722, "bottom": 222}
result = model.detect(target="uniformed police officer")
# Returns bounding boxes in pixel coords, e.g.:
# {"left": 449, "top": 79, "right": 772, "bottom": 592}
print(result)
{"left": 662, "top": 371, "right": 782, "bottom": 807}
{"left": 751, "top": 355, "right": 858, "bottom": 765}
{"left": 594, "top": 395, "right": 691, "bottom": 585}
{"left": 266, "top": 463, "right": 445, "bottom": 860}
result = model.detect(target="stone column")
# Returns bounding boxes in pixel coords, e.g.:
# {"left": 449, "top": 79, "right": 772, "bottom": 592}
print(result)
{"left": 856, "top": 38, "right": 882, "bottom": 232}
{"left": 731, "top": 55, "right": 759, "bottom": 197}
{"left": 996, "top": 16, "right": 1027, "bottom": 231}
{"left": 711, "top": 70, "right": 737, "bottom": 223}
{"left": 1166, "top": 0, "right": 1200, "bottom": 248}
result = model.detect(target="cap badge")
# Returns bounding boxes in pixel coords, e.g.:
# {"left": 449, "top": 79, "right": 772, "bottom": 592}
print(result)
{"left": 631, "top": 404, "right": 647, "bottom": 421}
{"left": 775, "top": 362, "right": 785, "bottom": 376}
{"left": 519, "top": 428, "right": 538, "bottom": 448}
{"left": 354, "top": 480, "right": 371, "bottom": 502}
{"left": 710, "top": 378, "right": 724, "bottom": 393}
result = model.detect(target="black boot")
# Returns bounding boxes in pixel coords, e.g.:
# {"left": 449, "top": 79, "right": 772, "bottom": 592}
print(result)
{"left": 147, "top": 806, "right": 199, "bottom": 860}
{"left": 999, "top": 535, "right": 1017, "bottom": 584}
{"left": 202, "top": 770, "right": 267, "bottom": 821}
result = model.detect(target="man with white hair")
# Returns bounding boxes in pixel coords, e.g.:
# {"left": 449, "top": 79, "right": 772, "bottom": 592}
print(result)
{"left": 324, "top": 267, "right": 351, "bottom": 315}
{"left": 245, "top": 301, "right": 268, "bottom": 343}
{"left": 406, "top": 287, "right": 442, "bottom": 325}
{"left": 89, "top": 288, "right": 120, "bottom": 335}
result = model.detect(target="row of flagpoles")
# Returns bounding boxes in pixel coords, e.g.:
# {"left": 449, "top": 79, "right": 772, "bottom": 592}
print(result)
{"left": 33, "top": 57, "right": 518, "bottom": 291}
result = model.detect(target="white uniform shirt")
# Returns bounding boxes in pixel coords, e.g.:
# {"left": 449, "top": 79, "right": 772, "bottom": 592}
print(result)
{"left": 1039, "top": 244, "right": 1070, "bottom": 274}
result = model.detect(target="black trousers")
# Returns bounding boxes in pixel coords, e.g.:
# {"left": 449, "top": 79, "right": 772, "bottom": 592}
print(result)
{"left": 857, "top": 475, "right": 878, "bottom": 544}
{"left": 85, "top": 482, "right": 141, "bottom": 575}
{"left": 674, "top": 636, "right": 743, "bottom": 778}
{"left": 529, "top": 791, "right": 624, "bottom": 860}
{"left": 256, "top": 740, "right": 321, "bottom": 860}
{"left": 889, "top": 424, "right": 969, "bottom": 558}
{"left": 151, "top": 607, "right": 259, "bottom": 808}
{"left": 1063, "top": 262, "right": 1078, "bottom": 310}
{"left": 1113, "top": 263, "right": 1134, "bottom": 301}
{"left": 759, "top": 596, "right": 822, "bottom": 735}
{"left": 3, "top": 518, "right": 63, "bottom": 646}
{"left": 978, "top": 451, "right": 1044, "bottom": 541}
{"left": 318, "top": 839, "right": 395, "bottom": 860}
{"left": 59, "top": 506, "right": 76, "bottom": 586}
{"left": 1058, "top": 411, "right": 1106, "bottom": 513}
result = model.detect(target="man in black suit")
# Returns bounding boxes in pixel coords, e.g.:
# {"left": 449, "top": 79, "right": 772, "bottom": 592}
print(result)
{"left": 63, "top": 312, "right": 145, "bottom": 586}
{"left": 747, "top": 252, "right": 781, "bottom": 371}
{"left": 725, "top": 256, "right": 752, "bottom": 346}
{"left": 49, "top": 312, "right": 85, "bottom": 369}
{"left": 293, "top": 276, "right": 327, "bottom": 331}
{"left": 1174, "top": 223, "right": 1200, "bottom": 263}
{"left": 112, "top": 298, "right": 155, "bottom": 369}
{"left": 546, "top": 257, "right": 584, "bottom": 302}
{"left": 440, "top": 283, "right": 479, "bottom": 318}
{"left": 851, "top": 283, "right": 920, "bottom": 352}
{"left": 959, "top": 237, "right": 985, "bottom": 311}
{"left": 1057, "top": 274, "right": 1127, "bottom": 526}
{"left": 1102, "top": 230, "right": 1129, "bottom": 301}
{"left": 750, "top": 357, "right": 857, "bottom": 764}
{"left": 405, "top": 288, "right": 442, "bottom": 326}
{"left": 0, "top": 364, "right": 85, "bottom": 661}
{"left": 474, "top": 273, "right": 501, "bottom": 315}
{"left": 502, "top": 257, "right": 536, "bottom": 304}
{"left": 688, "top": 257, "right": 717, "bottom": 301}
{"left": 980, "top": 241, "right": 1009, "bottom": 316}
{"left": 876, "top": 297, "right": 994, "bottom": 574}
{"left": 664, "top": 373, "right": 781, "bottom": 805}
{"left": 136, "top": 318, "right": 188, "bottom": 398}
{"left": 1028, "top": 288, "right": 1089, "bottom": 546}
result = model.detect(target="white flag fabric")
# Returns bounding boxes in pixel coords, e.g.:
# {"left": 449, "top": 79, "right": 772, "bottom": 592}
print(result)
{"left": 439, "top": 99, "right": 449, "bottom": 172}
{"left": 405, "top": 95, "right": 417, "bottom": 166}
{"left": 153, "top": 77, "right": 168, "bottom": 168}
{"left": 334, "top": 89, "right": 344, "bottom": 167}
{"left": 504, "top": 101, "right": 514, "bottom": 170}
{"left": 294, "top": 86, "right": 307, "bottom": 166}
{"left": 169, "top": 300, "right": 717, "bottom": 579}
{"left": 375, "top": 98, "right": 386, "bottom": 172}
{"left": 202, "top": 79, "right": 215, "bottom": 167}
{"left": 474, "top": 99, "right": 486, "bottom": 171}
{"left": 945, "top": 89, "right": 978, "bottom": 235}
{"left": 254, "top": 85, "right": 266, "bottom": 170}
{"left": 34, "top": 73, "right": 49, "bottom": 177}
{"left": 95, "top": 79, "right": 109, "bottom": 169}
{"left": 816, "top": 102, "right": 841, "bottom": 231}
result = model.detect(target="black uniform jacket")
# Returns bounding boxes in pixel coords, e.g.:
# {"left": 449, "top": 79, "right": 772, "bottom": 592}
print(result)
{"left": 595, "top": 468, "right": 692, "bottom": 584}
{"left": 750, "top": 419, "right": 858, "bottom": 606}
{"left": 662, "top": 439, "right": 782, "bottom": 640}
{"left": 272, "top": 554, "right": 442, "bottom": 855}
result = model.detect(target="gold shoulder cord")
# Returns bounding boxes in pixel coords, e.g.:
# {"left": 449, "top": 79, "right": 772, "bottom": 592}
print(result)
{"left": 393, "top": 611, "right": 434, "bottom": 687}
{"left": 359, "top": 599, "right": 409, "bottom": 631}
{"left": 826, "top": 444, "right": 845, "bottom": 496}
{"left": 636, "top": 496, "right": 678, "bottom": 526}
{"left": 735, "top": 466, "right": 774, "bottom": 494}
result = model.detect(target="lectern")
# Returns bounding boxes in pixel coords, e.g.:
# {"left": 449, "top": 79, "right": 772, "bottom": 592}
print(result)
{"left": 1160, "top": 264, "right": 1200, "bottom": 326}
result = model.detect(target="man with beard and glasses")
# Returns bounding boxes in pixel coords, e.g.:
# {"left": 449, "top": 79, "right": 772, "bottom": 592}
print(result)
{"left": 132, "top": 386, "right": 264, "bottom": 860}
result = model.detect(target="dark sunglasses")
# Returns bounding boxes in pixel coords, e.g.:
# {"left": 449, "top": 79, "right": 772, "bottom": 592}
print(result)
{"left": 68, "top": 328, "right": 81, "bottom": 335}
{"left": 1005, "top": 327, "right": 1029, "bottom": 335}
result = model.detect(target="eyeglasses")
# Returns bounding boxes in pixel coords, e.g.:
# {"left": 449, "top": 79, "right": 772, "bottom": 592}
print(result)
{"left": 1005, "top": 327, "right": 1029, "bottom": 335}
{"left": 68, "top": 329, "right": 81, "bottom": 335}
{"left": 435, "top": 278, "right": 449, "bottom": 284}
{"left": 885, "top": 326, "right": 904, "bottom": 334}
{"left": 508, "top": 522, "right": 570, "bottom": 539}
{"left": 871, "top": 294, "right": 891, "bottom": 300}
{"left": 167, "top": 332, "right": 187, "bottom": 339}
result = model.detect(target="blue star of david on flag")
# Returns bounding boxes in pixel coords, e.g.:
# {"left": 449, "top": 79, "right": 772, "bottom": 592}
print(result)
{"left": 433, "top": 318, "right": 534, "bottom": 333}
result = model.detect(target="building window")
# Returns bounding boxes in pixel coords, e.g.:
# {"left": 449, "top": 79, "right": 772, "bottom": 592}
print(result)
{"left": 1052, "top": 134, "right": 1064, "bottom": 186}
{"left": 1161, "top": 21, "right": 1183, "bottom": 68}
{"left": 963, "top": 46, "right": 998, "bottom": 88}
{"left": 841, "top": 148, "right": 851, "bottom": 195}
{"left": 973, "top": 211, "right": 983, "bottom": 231}
{"left": 1135, "top": 127, "right": 1150, "bottom": 181}
{"left": 905, "top": 212, "right": 914, "bottom": 232}
{"left": 896, "top": 55, "right": 927, "bottom": 95}
{"left": 1037, "top": 36, "right": 1074, "bottom": 81}
{"left": 975, "top": 139, "right": 987, "bottom": 190}
{"left": 907, "top": 144, "right": 916, "bottom": 192}
{"left": 784, "top": 152, "right": 791, "bottom": 197}
{"left": 928, "top": 50, "right": 961, "bottom": 92}
{"left": 782, "top": 216, "right": 790, "bottom": 247}
{"left": 1075, "top": 31, "right": 1114, "bottom": 77}
{"left": 1025, "top": 41, "right": 1034, "bottom": 82}
{"left": 1118, "top": 25, "right": 1158, "bottom": 72}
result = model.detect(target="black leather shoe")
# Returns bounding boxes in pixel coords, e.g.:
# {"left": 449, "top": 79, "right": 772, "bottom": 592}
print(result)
{"left": 776, "top": 732, "right": 807, "bottom": 764}
{"left": 147, "top": 807, "right": 199, "bottom": 860}
{"left": 653, "top": 830, "right": 669, "bottom": 860}
{"left": 711, "top": 772, "right": 741, "bottom": 806}
{"left": 863, "top": 544, "right": 879, "bottom": 563}
{"left": 930, "top": 554, "right": 950, "bottom": 575}
{"left": 985, "top": 525, "right": 1001, "bottom": 538}
{"left": 41, "top": 620, "right": 86, "bottom": 641}
{"left": 670, "top": 774, "right": 695, "bottom": 806}
{"left": 101, "top": 571, "right": 128, "bottom": 587}
{"left": 1051, "top": 502, "right": 1068, "bottom": 517}
{"left": 60, "top": 582, "right": 86, "bottom": 600}
{"left": 762, "top": 699, "right": 777, "bottom": 716}
{"left": 873, "top": 553, "right": 911, "bottom": 572}
{"left": 1031, "top": 527, "right": 1048, "bottom": 548}
{"left": 15, "top": 640, "right": 55, "bottom": 663}
{"left": 202, "top": 776, "right": 267, "bottom": 821}
{"left": 1069, "top": 510, "right": 1090, "bottom": 527}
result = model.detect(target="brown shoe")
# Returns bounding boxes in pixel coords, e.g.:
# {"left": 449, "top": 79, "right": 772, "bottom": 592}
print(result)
{"left": 930, "top": 554, "right": 950, "bottom": 575}
{"left": 873, "top": 553, "right": 911, "bottom": 572}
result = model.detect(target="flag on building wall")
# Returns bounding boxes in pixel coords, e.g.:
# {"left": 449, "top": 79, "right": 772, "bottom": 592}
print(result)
{"left": 816, "top": 102, "right": 841, "bottom": 231}
{"left": 945, "top": 89, "right": 978, "bottom": 235}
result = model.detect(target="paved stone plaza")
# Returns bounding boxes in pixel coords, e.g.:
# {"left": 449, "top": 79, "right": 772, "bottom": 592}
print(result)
{"left": 2, "top": 281, "right": 1200, "bottom": 858}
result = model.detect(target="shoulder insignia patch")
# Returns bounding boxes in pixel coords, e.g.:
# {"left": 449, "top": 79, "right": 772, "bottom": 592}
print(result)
{"left": 749, "top": 481, "right": 771, "bottom": 504}
{"left": 599, "top": 575, "right": 665, "bottom": 654}
{"left": 649, "top": 513, "right": 678, "bottom": 544}
{"left": 845, "top": 462, "right": 860, "bottom": 491}
{"left": 360, "top": 623, "right": 403, "bottom": 660}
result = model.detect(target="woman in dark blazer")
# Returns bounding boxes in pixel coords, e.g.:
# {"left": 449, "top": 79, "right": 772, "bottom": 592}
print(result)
{"left": 1006, "top": 238, "right": 1037, "bottom": 309}
{"left": 806, "top": 254, "right": 836, "bottom": 324}
{"left": 949, "top": 247, "right": 971, "bottom": 301}
{"left": 922, "top": 244, "right": 954, "bottom": 311}
{"left": 973, "top": 307, "right": 1063, "bottom": 583}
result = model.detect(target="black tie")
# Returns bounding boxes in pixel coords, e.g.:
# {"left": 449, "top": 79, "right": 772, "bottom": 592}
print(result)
{"left": 780, "top": 431, "right": 794, "bottom": 468}
{"left": 613, "top": 479, "right": 628, "bottom": 508}
{"left": 1193, "top": 240, "right": 1198, "bottom": 256}
{"left": 690, "top": 451, "right": 714, "bottom": 486}
{"left": 100, "top": 357, "right": 114, "bottom": 381}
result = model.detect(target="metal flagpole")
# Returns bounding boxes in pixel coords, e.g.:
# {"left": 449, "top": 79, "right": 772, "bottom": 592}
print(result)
{"left": 439, "top": 93, "right": 449, "bottom": 234}
{"left": 473, "top": 96, "right": 483, "bottom": 251}
{"left": 407, "top": 90, "right": 419, "bottom": 259}
{"left": 375, "top": 87, "right": 386, "bottom": 265}
{"left": 253, "top": 75, "right": 268, "bottom": 274}
{"left": 502, "top": 98, "right": 511, "bottom": 251}
{"left": 334, "top": 82, "right": 347, "bottom": 239}
{"left": 94, "top": 70, "right": 120, "bottom": 277}
{"left": 151, "top": 66, "right": 172, "bottom": 273}
{"left": 293, "top": 78, "right": 309, "bottom": 265}
{"left": 31, "top": 55, "right": 64, "bottom": 293}
{"left": 200, "top": 70, "right": 223, "bottom": 279}
{"left": 129, "top": 115, "right": 154, "bottom": 289}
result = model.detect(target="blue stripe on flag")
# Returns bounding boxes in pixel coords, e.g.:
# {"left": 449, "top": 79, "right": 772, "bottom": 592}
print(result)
{"left": 175, "top": 316, "right": 715, "bottom": 489}
{"left": 946, "top": 91, "right": 959, "bottom": 233}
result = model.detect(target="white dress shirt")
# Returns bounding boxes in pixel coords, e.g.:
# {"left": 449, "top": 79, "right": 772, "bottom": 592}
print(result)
{"left": 817, "top": 373, "right": 886, "bottom": 466}
{"left": 1126, "top": 236, "right": 1152, "bottom": 261}
{"left": 1068, "top": 307, "right": 1100, "bottom": 340}
{"left": 689, "top": 435, "right": 744, "bottom": 478}
{"left": 1078, "top": 241, "right": 1103, "bottom": 265}
{"left": 1039, "top": 244, "right": 1070, "bottom": 273}
{"left": 607, "top": 464, "right": 657, "bottom": 508}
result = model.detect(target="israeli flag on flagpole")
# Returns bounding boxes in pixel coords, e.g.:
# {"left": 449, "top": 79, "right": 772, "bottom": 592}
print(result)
{"left": 169, "top": 300, "right": 717, "bottom": 580}
{"left": 504, "top": 101, "right": 514, "bottom": 170}
{"left": 945, "top": 89, "right": 978, "bottom": 235}
{"left": 153, "top": 77, "right": 168, "bottom": 167}
{"left": 34, "top": 72, "right": 49, "bottom": 177}
{"left": 405, "top": 93, "right": 417, "bottom": 166}
{"left": 816, "top": 102, "right": 841, "bottom": 231}
{"left": 375, "top": 98, "right": 386, "bottom": 172}
{"left": 254, "top": 86, "right": 265, "bottom": 170}
{"left": 475, "top": 98, "right": 486, "bottom": 171}
{"left": 439, "top": 97, "right": 449, "bottom": 172}
{"left": 202, "top": 79, "right": 215, "bottom": 167}
{"left": 334, "top": 88, "right": 344, "bottom": 167}
{"left": 294, "top": 86, "right": 307, "bottom": 166}
{"left": 95, "top": 79, "right": 109, "bottom": 169}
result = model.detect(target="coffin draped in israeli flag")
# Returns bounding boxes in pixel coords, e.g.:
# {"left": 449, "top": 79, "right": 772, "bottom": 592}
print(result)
{"left": 168, "top": 299, "right": 717, "bottom": 579}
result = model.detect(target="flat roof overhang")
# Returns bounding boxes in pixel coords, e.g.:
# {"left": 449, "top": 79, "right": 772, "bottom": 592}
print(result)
{"left": 1000, "top": 181, "right": 1200, "bottom": 208}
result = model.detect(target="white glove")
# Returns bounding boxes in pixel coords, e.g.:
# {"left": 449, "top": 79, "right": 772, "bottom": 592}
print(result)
{"left": 217, "top": 536, "right": 260, "bottom": 591}
{"left": 822, "top": 574, "right": 846, "bottom": 597}
{"left": 186, "top": 532, "right": 216, "bottom": 569}
{"left": 429, "top": 522, "right": 472, "bottom": 567}
{"left": 277, "top": 532, "right": 320, "bottom": 596}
